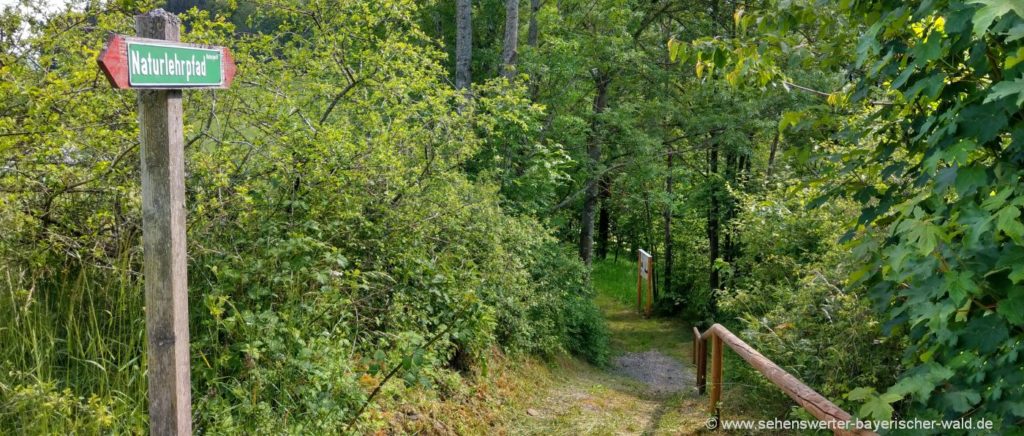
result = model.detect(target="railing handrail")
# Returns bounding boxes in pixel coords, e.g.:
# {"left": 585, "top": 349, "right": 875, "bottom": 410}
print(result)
{"left": 693, "top": 323, "right": 877, "bottom": 436}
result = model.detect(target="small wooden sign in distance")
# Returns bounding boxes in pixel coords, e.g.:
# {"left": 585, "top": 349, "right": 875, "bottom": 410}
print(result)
{"left": 97, "top": 34, "right": 236, "bottom": 89}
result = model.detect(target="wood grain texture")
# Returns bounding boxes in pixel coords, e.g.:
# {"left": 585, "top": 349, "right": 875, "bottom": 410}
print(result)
{"left": 136, "top": 9, "right": 192, "bottom": 436}
{"left": 710, "top": 333, "right": 722, "bottom": 412}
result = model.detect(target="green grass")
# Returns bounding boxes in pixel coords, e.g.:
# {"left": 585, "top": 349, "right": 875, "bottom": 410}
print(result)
{"left": 591, "top": 258, "right": 687, "bottom": 361}
{"left": 0, "top": 262, "right": 148, "bottom": 433}
{"left": 591, "top": 257, "right": 638, "bottom": 307}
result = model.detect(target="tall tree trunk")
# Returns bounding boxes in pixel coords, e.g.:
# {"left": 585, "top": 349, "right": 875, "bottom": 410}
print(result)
{"left": 707, "top": 139, "right": 720, "bottom": 314}
{"left": 528, "top": 0, "right": 540, "bottom": 46}
{"left": 455, "top": 0, "right": 472, "bottom": 91}
{"left": 644, "top": 191, "right": 658, "bottom": 300}
{"left": 579, "top": 71, "right": 611, "bottom": 265}
{"left": 527, "top": 0, "right": 541, "bottom": 100}
{"left": 596, "top": 177, "right": 611, "bottom": 260}
{"left": 767, "top": 129, "right": 780, "bottom": 177}
{"left": 501, "top": 0, "right": 519, "bottom": 79}
{"left": 663, "top": 149, "right": 673, "bottom": 297}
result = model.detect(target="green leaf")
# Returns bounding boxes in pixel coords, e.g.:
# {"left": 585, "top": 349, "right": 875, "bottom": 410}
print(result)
{"left": 968, "top": 0, "right": 1024, "bottom": 37}
{"left": 1006, "top": 47, "right": 1024, "bottom": 69}
{"left": 995, "top": 205, "right": 1024, "bottom": 242}
{"left": 779, "top": 111, "right": 803, "bottom": 132}
{"left": 997, "top": 287, "right": 1024, "bottom": 326}
{"left": 955, "top": 166, "right": 988, "bottom": 197}
{"left": 945, "top": 271, "right": 979, "bottom": 305}
{"left": 898, "top": 219, "right": 944, "bottom": 255}
{"left": 985, "top": 76, "right": 1024, "bottom": 106}
{"left": 962, "top": 315, "right": 1009, "bottom": 353}
{"left": 994, "top": 246, "right": 1024, "bottom": 283}
{"left": 942, "top": 389, "right": 981, "bottom": 413}
{"left": 848, "top": 387, "right": 877, "bottom": 401}
{"left": 891, "top": 364, "right": 953, "bottom": 400}
{"left": 1007, "top": 22, "right": 1024, "bottom": 41}
{"left": 913, "top": 32, "right": 943, "bottom": 66}
{"left": 859, "top": 395, "right": 895, "bottom": 421}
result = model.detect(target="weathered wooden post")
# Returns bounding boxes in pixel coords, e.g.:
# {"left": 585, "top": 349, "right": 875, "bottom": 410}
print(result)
{"left": 136, "top": 11, "right": 191, "bottom": 434}
{"left": 710, "top": 332, "right": 723, "bottom": 413}
{"left": 692, "top": 327, "right": 698, "bottom": 365}
{"left": 97, "top": 9, "right": 235, "bottom": 435}
{"left": 695, "top": 327, "right": 706, "bottom": 395}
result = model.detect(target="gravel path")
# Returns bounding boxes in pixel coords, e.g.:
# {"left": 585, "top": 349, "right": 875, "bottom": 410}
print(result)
{"left": 613, "top": 350, "right": 695, "bottom": 396}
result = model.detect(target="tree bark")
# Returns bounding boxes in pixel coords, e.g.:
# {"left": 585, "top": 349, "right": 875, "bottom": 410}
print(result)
{"left": 663, "top": 149, "right": 673, "bottom": 297}
{"left": 767, "top": 129, "right": 780, "bottom": 176}
{"left": 455, "top": 0, "right": 472, "bottom": 91}
{"left": 501, "top": 0, "right": 520, "bottom": 79}
{"left": 707, "top": 138, "right": 720, "bottom": 312}
{"left": 528, "top": 0, "right": 540, "bottom": 47}
{"left": 643, "top": 192, "right": 657, "bottom": 300}
{"left": 596, "top": 177, "right": 611, "bottom": 260}
{"left": 579, "top": 71, "right": 611, "bottom": 265}
{"left": 527, "top": 0, "right": 541, "bottom": 100}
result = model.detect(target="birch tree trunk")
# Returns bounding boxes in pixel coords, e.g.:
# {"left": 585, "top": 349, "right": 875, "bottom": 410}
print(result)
{"left": 455, "top": 0, "right": 472, "bottom": 91}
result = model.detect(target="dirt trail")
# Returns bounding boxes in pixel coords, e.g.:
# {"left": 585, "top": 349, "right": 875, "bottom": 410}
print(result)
{"left": 614, "top": 350, "right": 694, "bottom": 396}
{"left": 507, "top": 294, "right": 713, "bottom": 435}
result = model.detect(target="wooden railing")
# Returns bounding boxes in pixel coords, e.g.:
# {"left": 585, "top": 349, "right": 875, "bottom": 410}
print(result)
{"left": 692, "top": 324, "right": 877, "bottom": 436}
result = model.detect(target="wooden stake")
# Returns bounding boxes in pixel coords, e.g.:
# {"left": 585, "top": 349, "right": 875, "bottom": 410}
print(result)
{"left": 694, "top": 327, "right": 706, "bottom": 395}
{"left": 710, "top": 333, "right": 722, "bottom": 413}
{"left": 136, "top": 9, "right": 192, "bottom": 435}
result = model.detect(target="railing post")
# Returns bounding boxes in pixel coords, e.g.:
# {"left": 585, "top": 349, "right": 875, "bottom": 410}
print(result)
{"left": 710, "top": 332, "right": 723, "bottom": 414}
{"left": 691, "top": 327, "right": 697, "bottom": 365}
{"left": 696, "top": 330, "right": 706, "bottom": 395}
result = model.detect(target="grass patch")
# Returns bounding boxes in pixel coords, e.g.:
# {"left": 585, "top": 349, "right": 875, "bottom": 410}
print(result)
{"left": 591, "top": 258, "right": 637, "bottom": 306}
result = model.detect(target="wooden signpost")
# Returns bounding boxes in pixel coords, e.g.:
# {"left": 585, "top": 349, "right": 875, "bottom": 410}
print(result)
{"left": 97, "top": 9, "right": 236, "bottom": 435}
{"left": 637, "top": 249, "right": 653, "bottom": 317}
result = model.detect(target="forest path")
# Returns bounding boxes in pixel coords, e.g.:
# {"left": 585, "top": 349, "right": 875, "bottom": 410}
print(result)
{"left": 505, "top": 260, "right": 712, "bottom": 435}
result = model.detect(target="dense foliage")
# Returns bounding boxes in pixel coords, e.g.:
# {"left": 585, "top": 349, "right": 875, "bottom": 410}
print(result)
{"left": 669, "top": 0, "right": 1024, "bottom": 429}
{"left": 5, "top": 0, "right": 1024, "bottom": 432}
{"left": 0, "top": 1, "right": 606, "bottom": 432}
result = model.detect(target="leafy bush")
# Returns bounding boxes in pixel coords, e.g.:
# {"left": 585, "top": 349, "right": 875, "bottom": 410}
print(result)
{"left": 717, "top": 189, "right": 903, "bottom": 410}
{"left": 0, "top": 2, "right": 607, "bottom": 433}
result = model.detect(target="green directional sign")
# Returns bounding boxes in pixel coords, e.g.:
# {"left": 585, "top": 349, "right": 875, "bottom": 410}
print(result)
{"left": 127, "top": 42, "right": 223, "bottom": 87}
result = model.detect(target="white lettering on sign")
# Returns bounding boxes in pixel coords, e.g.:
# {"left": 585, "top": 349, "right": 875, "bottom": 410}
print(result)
{"left": 129, "top": 50, "right": 208, "bottom": 82}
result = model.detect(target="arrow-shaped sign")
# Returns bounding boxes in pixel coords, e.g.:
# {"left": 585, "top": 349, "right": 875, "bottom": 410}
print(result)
{"left": 98, "top": 34, "right": 236, "bottom": 89}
